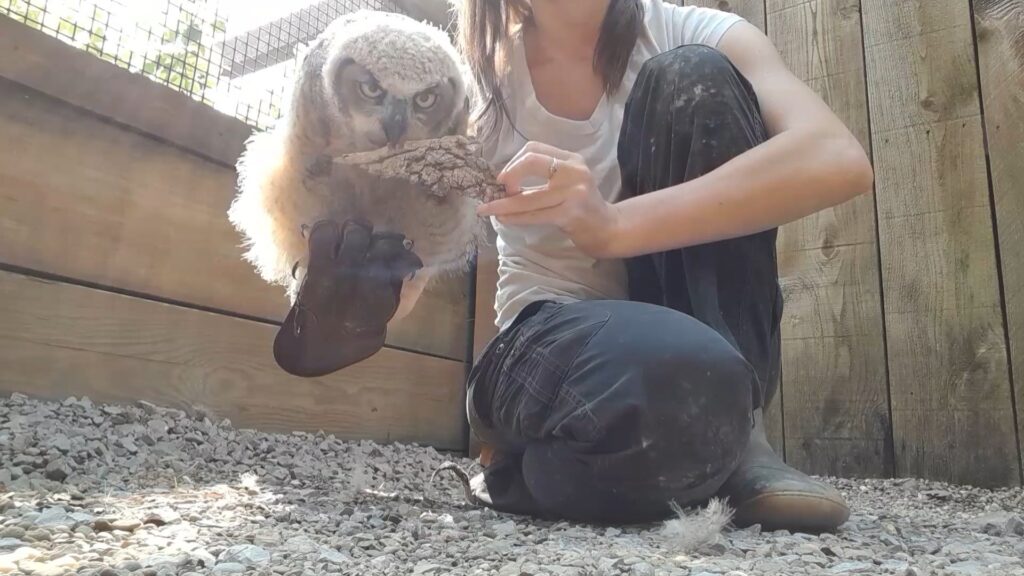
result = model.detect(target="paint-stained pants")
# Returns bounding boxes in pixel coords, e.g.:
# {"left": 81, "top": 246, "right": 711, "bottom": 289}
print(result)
{"left": 466, "top": 44, "right": 784, "bottom": 524}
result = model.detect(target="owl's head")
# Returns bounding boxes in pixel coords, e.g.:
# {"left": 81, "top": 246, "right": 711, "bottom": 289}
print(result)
{"left": 292, "top": 10, "right": 472, "bottom": 153}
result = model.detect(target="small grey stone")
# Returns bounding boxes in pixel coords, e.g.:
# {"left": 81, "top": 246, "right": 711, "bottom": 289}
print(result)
{"left": 318, "top": 548, "right": 351, "bottom": 565}
{"left": 118, "top": 437, "right": 137, "bottom": 454}
{"left": 218, "top": 544, "right": 271, "bottom": 566}
{"left": 0, "top": 537, "right": 24, "bottom": 550}
{"left": 44, "top": 458, "right": 70, "bottom": 482}
{"left": 0, "top": 525, "right": 25, "bottom": 539}
{"left": 947, "top": 560, "right": 987, "bottom": 575}
{"left": 116, "top": 560, "right": 143, "bottom": 572}
{"left": 491, "top": 520, "right": 517, "bottom": 537}
{"left": 142, "top": 509, "right": 180, "bottom": 527}
{"left": 143, "top": 554, "right": 190, "bottom": 568}
{"left": 830, "top": 561, "right": 874, "bottom": 574}
{"left": 1005, "top": 515, "right": 1024, "bottom": 536}
{"left": 630, "top": 562, "right": 655, "bottom": 576}
{"left": 212, "top": 563, "right": 246, "bottom": 574}
{"left": 191, "top": 549, "right": 216, "bottom": 567}
{"left": 24, "top": 528, "right": 52, "bottom": 542}
{"left": 109, "top": 519, "right": 141, "bottom": 532}
{"left": 34, "top": 507, "right": 75, "bottom": 528}
{"left": 17, "top": 560, "right": 67, "bottom": 576}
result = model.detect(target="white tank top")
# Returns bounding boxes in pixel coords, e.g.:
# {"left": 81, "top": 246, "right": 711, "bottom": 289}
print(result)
{"left": 478, "top": 0, "right": 744, "bottom": 330}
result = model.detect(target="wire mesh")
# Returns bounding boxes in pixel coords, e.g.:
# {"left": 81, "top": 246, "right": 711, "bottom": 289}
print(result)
{"left": 0, "top": 0, "right": 404, "bottom": 130}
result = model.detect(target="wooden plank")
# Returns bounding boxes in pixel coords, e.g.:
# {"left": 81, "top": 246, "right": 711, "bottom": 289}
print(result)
{"left": 974, "top": 0, "right": 1024, "bottom": 480}
{"left": 863, "top": 0, "right": 1020, "bottom": 487}
{"left": 767, "top": 0, "right": 891, "bottom": 478}
{"left": 0, "top": 76, "right": 471, "bottom": 361}
{"left": 686, "top": 0, "right": 767, "bottom": 32}
{"left": 0, "top": 270, "right": 466, "bottom": 449}
{"left": 0, "top": 16, "right": 249, "bottom": 167}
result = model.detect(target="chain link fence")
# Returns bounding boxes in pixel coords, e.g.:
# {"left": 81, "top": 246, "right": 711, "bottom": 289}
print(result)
{"left": 0, "top": 0, "right": 403, "bottom": 130}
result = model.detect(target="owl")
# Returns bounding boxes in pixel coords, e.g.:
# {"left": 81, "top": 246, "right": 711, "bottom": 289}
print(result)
{"left": 228, "top": 9, "right": 485, "bottom": 308}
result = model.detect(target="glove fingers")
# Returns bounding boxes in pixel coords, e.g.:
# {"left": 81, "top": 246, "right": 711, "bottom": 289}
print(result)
{"left": 332, "top": 218, "right": 373, "bottom": 303}
{"left": 346, "top": 232, "right": 422, "bottom": 329}
{"left": 366, "top": 233, "right": 422, "bottom": 282}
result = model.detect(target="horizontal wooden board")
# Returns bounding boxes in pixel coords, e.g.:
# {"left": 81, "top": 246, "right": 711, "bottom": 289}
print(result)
{"left": 0, "top": 16, "right": 250, "bottom": 167}
{"left": 0, "top": 76, "right": 471, "bottom": 361}
{"left": 0, "top": 270, "right": 466, "bottom": 449}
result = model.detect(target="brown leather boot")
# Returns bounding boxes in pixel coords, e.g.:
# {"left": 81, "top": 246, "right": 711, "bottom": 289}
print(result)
{"left": 717, "top": 408, "right": 850, "bottom": 533}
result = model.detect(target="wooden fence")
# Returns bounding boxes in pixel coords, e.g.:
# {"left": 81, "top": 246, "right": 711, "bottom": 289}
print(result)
{"left": 0, "top": 16, "right": 474, "bottom": 451}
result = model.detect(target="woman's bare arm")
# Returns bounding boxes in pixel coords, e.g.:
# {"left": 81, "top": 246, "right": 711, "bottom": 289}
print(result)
{"left": 602, "top": 21, "right": 873, "bottom": 257}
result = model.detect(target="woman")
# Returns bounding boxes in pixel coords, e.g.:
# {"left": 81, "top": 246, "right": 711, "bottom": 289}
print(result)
{"left": 457, "top": 0, "right": 874, "bottom": 531}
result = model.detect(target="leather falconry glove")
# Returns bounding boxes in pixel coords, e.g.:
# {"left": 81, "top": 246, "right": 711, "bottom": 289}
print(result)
{"left": 273, "top": 218, "right": 423, "bottom": 377}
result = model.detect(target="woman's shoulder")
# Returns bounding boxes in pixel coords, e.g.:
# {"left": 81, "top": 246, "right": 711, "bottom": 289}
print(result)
{"left": 641, "top": 0, "right": 745, "bottom": 51}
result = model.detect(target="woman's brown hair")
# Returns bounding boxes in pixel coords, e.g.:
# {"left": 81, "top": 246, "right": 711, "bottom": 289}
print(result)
{"left": 455, "top": 0, "right": 645, "bottom": 134}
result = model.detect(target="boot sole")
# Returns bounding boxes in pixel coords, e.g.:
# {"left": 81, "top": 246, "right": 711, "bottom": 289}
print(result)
{"left": 732, "top": 491, "right": 850, "bottom": 533}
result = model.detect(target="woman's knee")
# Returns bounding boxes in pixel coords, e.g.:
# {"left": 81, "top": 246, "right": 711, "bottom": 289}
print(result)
{"left": 602, "top": 304, "right": 757, "bottom": 417}
{"left": 641, "top": 43, "right": 742, "bottom": 91}
{"left": 575, "top": 303, "right": 756, "bottom": 460}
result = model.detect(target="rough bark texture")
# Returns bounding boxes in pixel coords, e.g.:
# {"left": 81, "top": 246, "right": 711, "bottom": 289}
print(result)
{"left": 334, "top": 135, "right": 505, "bottom": 204}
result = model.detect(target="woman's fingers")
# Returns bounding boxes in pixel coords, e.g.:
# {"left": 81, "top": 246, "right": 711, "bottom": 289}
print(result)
{"left": 477, "top": 184, "right": 566, "bottom": 217}
{"left": 494, "top": 204, "right": 564, "bottom": 227}
{"left": 497, "top": 152, "right": 584, "bottom": 194}
{"left": 503, "top": 141, "right": 576, "bottom": 168}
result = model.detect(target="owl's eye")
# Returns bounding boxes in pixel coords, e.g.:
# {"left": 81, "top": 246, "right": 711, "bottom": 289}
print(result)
{"left": 414, "top": 91, "right": 438, "bottom": 110}
{"left": 358, "top": 80, "right": 384, "bottom": 100}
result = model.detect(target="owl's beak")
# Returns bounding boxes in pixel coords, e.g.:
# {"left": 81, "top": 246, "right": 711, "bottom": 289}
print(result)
{"left": 382, "top": 98, "right": 408, "bottom": 149}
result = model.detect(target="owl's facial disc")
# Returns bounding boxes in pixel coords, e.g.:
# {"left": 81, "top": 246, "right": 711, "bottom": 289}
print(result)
{"left": 333, "top": 58, "right": 461, "bottom": 150}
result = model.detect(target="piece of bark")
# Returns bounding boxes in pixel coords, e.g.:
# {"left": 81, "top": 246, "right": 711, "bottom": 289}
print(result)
{"left": 333, "top": 135, "right": 505, "bottom": 204}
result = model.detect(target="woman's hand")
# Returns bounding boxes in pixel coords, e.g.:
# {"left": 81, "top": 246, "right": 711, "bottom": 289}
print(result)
{"left": 476, "top": 141, "right": 622, "bottom": 259}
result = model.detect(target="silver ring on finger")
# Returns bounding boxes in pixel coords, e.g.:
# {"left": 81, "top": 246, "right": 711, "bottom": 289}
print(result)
{"left": 549, "top": 156, "right": 559, "bottom": 179}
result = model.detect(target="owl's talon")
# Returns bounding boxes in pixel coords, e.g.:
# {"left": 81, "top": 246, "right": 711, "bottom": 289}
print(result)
{"left": 403, "top": 238, "right": 414, "bottom": 251}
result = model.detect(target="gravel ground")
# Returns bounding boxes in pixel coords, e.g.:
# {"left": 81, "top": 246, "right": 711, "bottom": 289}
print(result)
{"left": 1, "top": 393, "right": 1023, "bottom": 576}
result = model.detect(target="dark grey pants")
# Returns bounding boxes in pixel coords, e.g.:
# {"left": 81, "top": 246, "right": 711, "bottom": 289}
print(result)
{"left": 466, "top": 44, "right": 783, "bottom": 524}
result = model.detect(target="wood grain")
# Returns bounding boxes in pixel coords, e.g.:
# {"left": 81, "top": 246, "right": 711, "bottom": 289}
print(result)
{"left": 0, "top": 16, "right": 249, "bottom": 167}
{"left": 0, "top": 270, "right": 466, "bottom": 449}
{"left": 863, "top": 0, "right": 1020, "bottom": 486}
{"left": 973, "top": 0, "right": 1024, "bottom": 479}
{"left": 767, "top": 0, "right": 891, "bottom": 478}
{"left": 0, "top": 77, "right": 472, "bottom": 361}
